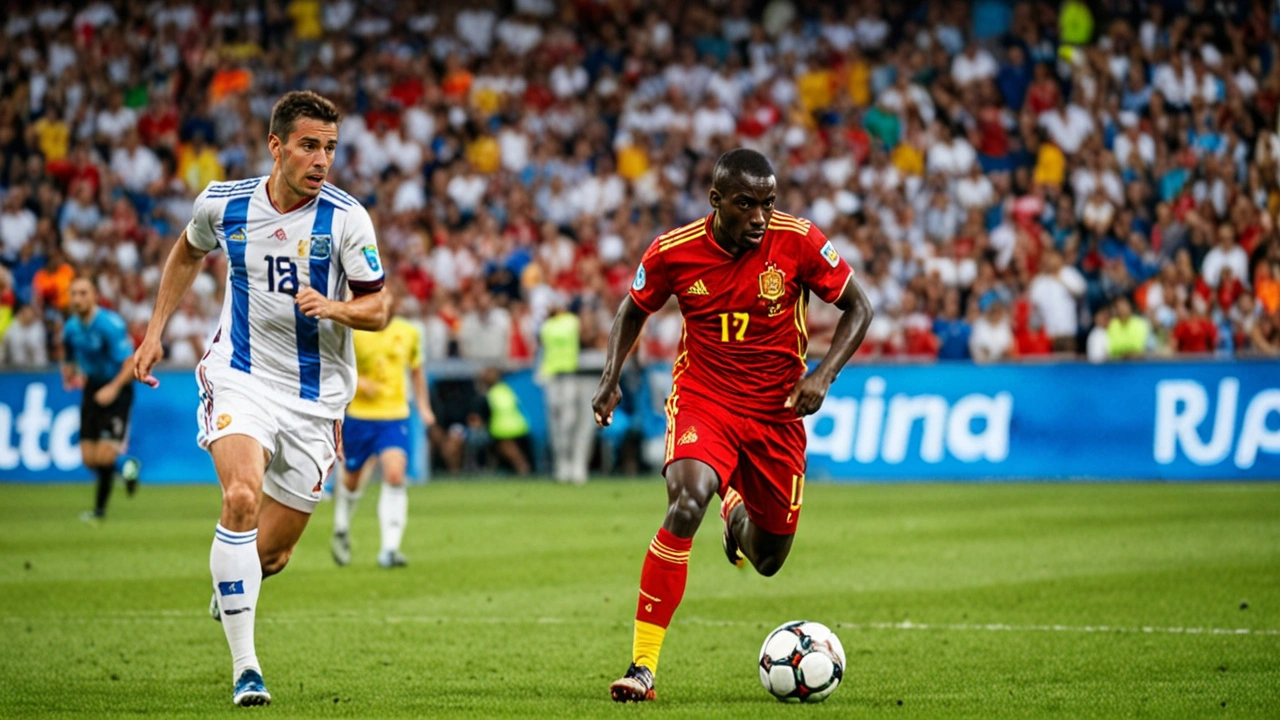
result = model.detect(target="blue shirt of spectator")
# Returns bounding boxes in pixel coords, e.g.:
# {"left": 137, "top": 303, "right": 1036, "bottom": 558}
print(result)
{"left": 9, "top": 249, "right": 45, "bottom": 306}
{"left": 934, "top": 316, "right": 973, "bottom": 360}
{"left": 972, "top": 0, "right": 1014, "bottom": 40}
{"left": 1159, "top": 167, "right": 1188, "bottom": 202}
{"left": 63, "top": 307, "right": 133, "bottom": 385}
{"left": 996, "top": 53, "right": 1032, "bottom": 111}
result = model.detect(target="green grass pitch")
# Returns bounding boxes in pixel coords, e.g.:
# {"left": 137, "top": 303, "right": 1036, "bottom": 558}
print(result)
{"left": 1, "top": 480, "right": 1278, "bottom": 718}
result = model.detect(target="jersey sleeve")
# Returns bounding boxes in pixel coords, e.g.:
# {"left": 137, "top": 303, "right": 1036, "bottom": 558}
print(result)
{"left": 797, "top": 223, "right": 854, "bottom": 306}
{"left": 628, "top": 239, "right": 673, "bottom": 314}
{"left": 185, "top": 187, "right": 219, "bottom": 252}
{"left": 105, "top": 313, "right": 134, "bottom": 363}
{"left": 340, "top": 204, "right": 386, "bottom": 296}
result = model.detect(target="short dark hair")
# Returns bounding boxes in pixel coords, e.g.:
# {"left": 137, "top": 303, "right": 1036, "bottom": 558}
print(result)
{"left": 712, "top": 148, "right": 775, "bottom": 191}
{"left": 269, "top": 91, "right": 341, "bottom": 143}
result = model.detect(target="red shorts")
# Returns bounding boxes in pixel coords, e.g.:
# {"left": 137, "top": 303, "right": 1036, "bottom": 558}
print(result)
{"left": 664, "top": 397, "right": 806, "bottom": 535}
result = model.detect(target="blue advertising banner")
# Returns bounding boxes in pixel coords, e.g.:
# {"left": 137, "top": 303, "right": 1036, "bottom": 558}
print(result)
{"left": 637, "top": 360, "right": 1280, "bottom": 481}
{"left": 0, "top": 370, "right": 428, "bottom": 483}
{"left": 1, "top": 361, "right": 1276, "bottom": 482}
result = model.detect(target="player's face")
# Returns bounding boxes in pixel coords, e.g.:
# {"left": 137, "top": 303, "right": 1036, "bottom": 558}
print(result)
{"left": 68, "top": 280, "right": 95, "bottom": 315}
{"left": 271, "top": 118, "right": 338, "bottom": 198}
{"left": 711, "top": 174, "right": 776, "bottom": 253}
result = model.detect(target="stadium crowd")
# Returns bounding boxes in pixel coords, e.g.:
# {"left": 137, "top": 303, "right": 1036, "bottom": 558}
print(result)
{"left": 2, "top": 0, "right": 1280, "bottom": 371}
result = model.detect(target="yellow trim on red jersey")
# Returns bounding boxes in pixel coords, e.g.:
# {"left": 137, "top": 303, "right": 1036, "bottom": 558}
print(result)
{"left": 768, "top": 217, "right": 811, "bottom": 235}
{"left": 793, "top": 292, "right": 810, "bottom": 367}
{"left": 656, "top": 217, "right": 703, "bottom": 242}
{"left": 664, "top": 324, "right": 690, "bottom": 464}
{"left": 658, "top": 224, "right": 707, "bottom": 253}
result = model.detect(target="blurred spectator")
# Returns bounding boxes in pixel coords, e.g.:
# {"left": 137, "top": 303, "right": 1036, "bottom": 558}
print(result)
{"left": 0, "top": 0, "right": 1273, "bottom": 379}
{"left": 1, "top": 304, "right": 47, "bottom": 366}
{"left": 1, "top": 188, "right": 38, "bottom": 260}
{"left": 933, "top": 289, "right": 972, "bottom": 361}
{"left": 1172, "top": 296, "right": 1219, "bottom": 354}
{"left": 458, "top": 290, "right": 512, "bottom": 362}
{"left": 1107, "top": 296, "right": 1150, "bottom": 360}
{"left": 1200, "top": 224, "right": 1250, "bottom": 289}
{"left": 969, "top": 291, "right": 1013, "bottom": 363}
{"left": 1086, "top": 306, "right": 1110, "bottom": 363}
{"left": 1027, "top": 249, "right": 1086, "bottom": 352}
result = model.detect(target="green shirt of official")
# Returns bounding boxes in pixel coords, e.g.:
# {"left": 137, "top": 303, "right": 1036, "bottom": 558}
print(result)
{"left": 487, "top": 382, "right": 529, "bottom": 440}
{"left": 539, "top": 311, "right": 580, "bottom": 376}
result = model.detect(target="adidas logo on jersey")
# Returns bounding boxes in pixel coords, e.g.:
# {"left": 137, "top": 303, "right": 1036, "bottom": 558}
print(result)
{"left": 686, "top": 280, "right": 710, "bottom": 296}
{"left": 678, "top": 427, "right": 698, "bottom": 445}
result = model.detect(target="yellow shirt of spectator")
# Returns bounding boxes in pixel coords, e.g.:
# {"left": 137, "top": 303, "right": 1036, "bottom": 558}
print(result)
{"left": 797, "top": 67, "right": 835, "bottom": 113}
{"left": 348, "top": 318, "right": 422, "bottom": 421}
{"left": 287, "top": 0, "right": 323, "bottom": 41}
{"left": 466, "top": 135, "right": 501, "bottom": 174}
{"left": 1033, "top": 142, "right": 1065, "bottom": 188}
{"left": 33, "top": 117, "right": 70, "bottom": 162}
{"left": 616, "top": 145, "right": 649, "bottom": 181}
{"left": 892, "top": 142, "right": 924, "bottom": 176}
{"left": 846, "top": 59, "right": 872, "bottom": 108}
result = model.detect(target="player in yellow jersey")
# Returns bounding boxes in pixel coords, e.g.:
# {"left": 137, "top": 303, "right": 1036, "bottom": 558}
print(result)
{"left": 330, "top": 312, "right": 435, "bottom": 568}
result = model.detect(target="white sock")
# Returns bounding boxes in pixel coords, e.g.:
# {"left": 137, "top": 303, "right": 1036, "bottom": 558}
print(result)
{"left": 378, "top": 483, "right": 407, "bottom": 554}
{"left": 210, "top": 524, "right": 262, "bottom": 681}
{"left": 333, "top": 482, "right": 362, "bottom": 535}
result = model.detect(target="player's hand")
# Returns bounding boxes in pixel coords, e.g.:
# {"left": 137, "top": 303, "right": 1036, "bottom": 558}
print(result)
{"left": 357, "top": 377, "right": 380, "bottom": 400}
{"left": 785, "top": 374, "right": 830, "bottom": 417}
{"left": 62, "top": 373, "right": 85, "bottom": 392}
{"left": 133, "top": 338, "right": 163, "bottom": 388}
{"left": 93, "top": 384, "right": 119, "bottom": 407}
{"left": 592, "top": 379, "right": 622, "bottom": 427}
{"left": 418, "top": 404, "right": 436, "bottom": 427}
{"left": 295, "top": 287, "right": 332, "bottom": 320}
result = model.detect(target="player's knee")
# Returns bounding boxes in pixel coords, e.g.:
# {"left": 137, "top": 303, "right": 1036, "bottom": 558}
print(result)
{"left": 667, "top": 487, "right": 711, "bottom": 527}
{"left": 221, "top": 485, "right": 259, "bottom": 524}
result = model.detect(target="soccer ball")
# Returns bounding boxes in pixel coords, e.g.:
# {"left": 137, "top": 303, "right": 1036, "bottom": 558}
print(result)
{"left": 758, "top": 620, "right": 845, "bottom": 703}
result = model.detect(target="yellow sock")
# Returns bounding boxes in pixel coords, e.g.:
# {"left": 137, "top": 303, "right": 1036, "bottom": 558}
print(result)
{"left": 632, "top": 620, "right": 667, "bottom": 674}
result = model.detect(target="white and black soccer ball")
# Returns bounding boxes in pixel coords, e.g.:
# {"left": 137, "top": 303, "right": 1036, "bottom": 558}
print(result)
{"left": 758, "top": 620, "right": 846, "bottom": 703}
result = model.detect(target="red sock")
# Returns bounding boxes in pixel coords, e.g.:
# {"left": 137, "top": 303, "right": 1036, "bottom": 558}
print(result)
{"left": 636, "top": 528, "right": 692, "bottom": 629}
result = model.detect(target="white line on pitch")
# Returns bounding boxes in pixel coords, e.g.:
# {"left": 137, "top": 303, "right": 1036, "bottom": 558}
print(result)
{"left": 3, "top": 614, "right": 1279, "bottom": 637}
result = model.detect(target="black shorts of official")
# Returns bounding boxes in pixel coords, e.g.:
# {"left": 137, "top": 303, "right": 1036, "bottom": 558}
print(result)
{"left": 81, "top": 380, "right": 134, "bottom": 444}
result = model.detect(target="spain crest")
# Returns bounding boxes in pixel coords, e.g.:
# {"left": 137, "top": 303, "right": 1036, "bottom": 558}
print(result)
{"left": 758, "top": 263, "right": 786, "bottom": 302}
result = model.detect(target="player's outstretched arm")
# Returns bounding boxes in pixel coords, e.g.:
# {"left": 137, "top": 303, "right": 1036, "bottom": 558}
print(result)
{"left": 296, "top": 287, "right": 391, "bottom": 331}
{"left": 136, "top": 230, "right": 209, "bottom": 387}
{"left": 593, "top": 295, "right": 650, "bottom": 426}
{"left": 412, "top": 363, "right": 435, "bottom": 426}
{"left": 786, "top": 278, "right": 873, "bottom": 416}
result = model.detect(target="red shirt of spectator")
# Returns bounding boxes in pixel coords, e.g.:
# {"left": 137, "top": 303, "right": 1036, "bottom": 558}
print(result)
{"left": 138, "top": 102, "right": 179, "bottom": 148}
{"left": 975, "top": 105, "right": 1009, "bottom": 158}
{"left": 1173, "top": 312, "right": 1218, "bottom": 353}
{"left": 1026, "top": 65, "right": 1061, "bottom": 116}
{"left": 389, "top": 77, "right": 425, "bottom": 109}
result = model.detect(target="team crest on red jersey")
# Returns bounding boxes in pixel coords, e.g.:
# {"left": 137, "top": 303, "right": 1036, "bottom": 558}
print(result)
{"left": 758, "top": 263, "right": 786, "bottom": 302}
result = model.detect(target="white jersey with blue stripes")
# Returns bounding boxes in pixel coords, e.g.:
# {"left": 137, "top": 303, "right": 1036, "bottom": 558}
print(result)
{"left": 187, "top": 177, "right": 386, "bottom": 420}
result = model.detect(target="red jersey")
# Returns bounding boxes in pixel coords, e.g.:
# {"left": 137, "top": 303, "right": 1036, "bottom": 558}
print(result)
{"left": 630, "top": 211, "right": 853, "bottom": 422}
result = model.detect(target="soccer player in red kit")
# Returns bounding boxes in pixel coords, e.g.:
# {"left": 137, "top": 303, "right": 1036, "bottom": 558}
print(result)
{"left": 593, "top": 148, "right": 874, "bottom": 701}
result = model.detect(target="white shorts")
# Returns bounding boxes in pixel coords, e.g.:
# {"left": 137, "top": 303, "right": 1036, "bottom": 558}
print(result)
{"left": 196, "top": 366, "right": 340, "bottom": 514}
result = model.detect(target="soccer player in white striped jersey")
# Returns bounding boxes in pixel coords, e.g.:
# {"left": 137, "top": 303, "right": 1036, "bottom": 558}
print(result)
{"left": 134, "top": 91, "right": 391, "bottom": 707}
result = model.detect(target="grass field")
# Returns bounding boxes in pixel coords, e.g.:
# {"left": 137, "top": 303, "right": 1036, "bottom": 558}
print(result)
{"left": 1, "top": 480, "right": 1278, "bottom": 719}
